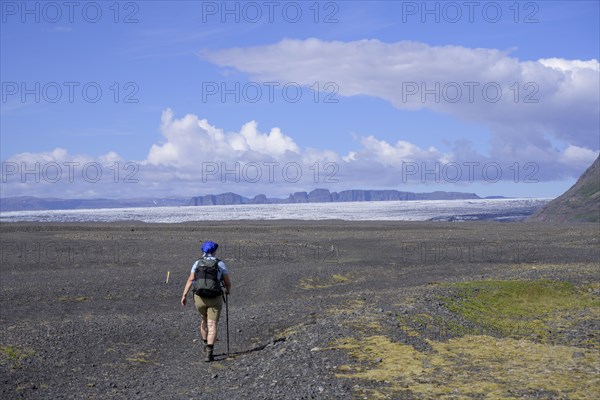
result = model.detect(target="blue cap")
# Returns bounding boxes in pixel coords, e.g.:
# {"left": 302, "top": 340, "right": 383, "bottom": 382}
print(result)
{"left": 201, "top": 241, "right": 219, "bottom": 254}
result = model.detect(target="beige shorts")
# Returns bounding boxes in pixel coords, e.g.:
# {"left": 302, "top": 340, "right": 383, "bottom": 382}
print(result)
{"left": 194, "top": 294, "right": 223, "bottom": 321}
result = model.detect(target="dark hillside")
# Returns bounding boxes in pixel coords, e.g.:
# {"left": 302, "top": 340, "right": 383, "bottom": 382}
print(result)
{"left": 528, "top": 156, "right": 599, "bottom": 223}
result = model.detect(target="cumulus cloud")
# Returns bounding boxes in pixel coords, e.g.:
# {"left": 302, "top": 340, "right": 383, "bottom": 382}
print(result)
{"left": 0, "top": 148, "right": 137, "bottom": 198}
{"left": 559, "top": 145, "right": 600, "bottom": 168}
{"left": 141, "top": 110, "right": 597, "bottom": 191}
{"left": 146, "top": 108, "right": 300, "bottom": 167}
{"left": 355, "top": 136, "right": 443, "bottom": 167}
{"left": 2, "top": 107, "right": 598, "bottom": 198}
{"left": 201, "top": 38, "right": 599, "bottom": 152}
{"left": 5, "top": 148, "right": 120, "bottom": 167}
{"left": 539, "top": 58, "right": 600, "bottom": 72}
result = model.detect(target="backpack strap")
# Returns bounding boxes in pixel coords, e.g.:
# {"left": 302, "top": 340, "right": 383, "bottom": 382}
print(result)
{"left": 198, "top": 257, "right": 218, "bottom": 267}
{"left": 215, "top": 258, "right": 223, "bottom": 284}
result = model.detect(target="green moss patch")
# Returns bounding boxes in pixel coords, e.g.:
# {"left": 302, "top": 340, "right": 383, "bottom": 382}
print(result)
{"left": 0, "top": 345, "right": 35, "bottom": 369}
{"left": 438, "top": 280, "right": 600, "bottom": 343}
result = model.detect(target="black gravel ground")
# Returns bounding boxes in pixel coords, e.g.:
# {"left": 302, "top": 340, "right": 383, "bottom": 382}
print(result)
{"left": 1, "top": 221, "right": 598, "bottom": 399}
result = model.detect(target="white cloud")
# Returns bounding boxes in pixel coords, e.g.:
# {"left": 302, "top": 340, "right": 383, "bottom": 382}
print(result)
{"left": 3, "top": 110, "right": 598, "bottom": 198}
{"left": 202, "top": 39, "right": 599, "bottom": 153}
{"left": 138, "top": 110, "right": 598, "bottom": 193}
{"left": 1, "top": 148, "right": 133, "bottom": 198}
{"left": 7, "top": 147, "right": 96, "bottom": 165}
{"left": 355, "top": 136, "right": 443, "bottom": 167}
{"left": 146, "top": 108, "right": 299, "bottom": 167}
{"left": 559, "top": 145, "right": 599, "bottom": 168}
{"left": 239, "top": 121, "right": 300, "bottom": 156}
{"left": 539, "top": 58, "right": 600, "bottom": 72}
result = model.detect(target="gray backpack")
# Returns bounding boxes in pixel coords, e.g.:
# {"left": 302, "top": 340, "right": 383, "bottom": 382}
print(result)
{"left": 192, "top": 257, "right": 223, "bottom": 298}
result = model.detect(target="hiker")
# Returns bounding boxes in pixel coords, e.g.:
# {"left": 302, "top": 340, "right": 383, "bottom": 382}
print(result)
{"left": 181, "top": 240, "right": 232, "bottom": 362}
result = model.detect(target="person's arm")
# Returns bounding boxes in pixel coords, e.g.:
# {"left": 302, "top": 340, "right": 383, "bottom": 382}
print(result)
{"left": 218, "top": 261, "right": 232, "bottom": 294}
{"left": 222, "top": 274, "right": 232, "bottom": 295}
{"left": 181, "top": 271, "right": 195, "bottom": 306}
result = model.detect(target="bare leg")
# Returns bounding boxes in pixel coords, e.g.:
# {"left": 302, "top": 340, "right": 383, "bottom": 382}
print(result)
{"left": 204, "top": 320, "right": 218, "bottom": 362}
{"left": 207, "top": 320, "right": 218, "bottom": 345}
{"left": 200, "top": 318, "right": 208, "bottom": 341}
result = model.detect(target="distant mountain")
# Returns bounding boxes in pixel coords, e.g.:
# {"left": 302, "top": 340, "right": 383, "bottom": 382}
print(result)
{"left": 1, "top": 189, "right": 505, "bottom": 212}
{"left": 528, "top": 156, "right": 600, "bottom": 223}
{"left": 0, "top": 196, "right": 189, "bottom": 212}
{"left": 189, "top": 189, "right": 485, "bottom": 206}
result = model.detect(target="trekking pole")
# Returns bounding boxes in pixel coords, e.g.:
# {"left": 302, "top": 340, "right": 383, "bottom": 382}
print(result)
{"left": 225, "top": 292, "right": 230, "bottom": 357}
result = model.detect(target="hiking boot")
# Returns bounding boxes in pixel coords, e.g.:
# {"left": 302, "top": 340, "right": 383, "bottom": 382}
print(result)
{"left": 205, "top": 345, "right": 214, "bottom": 362}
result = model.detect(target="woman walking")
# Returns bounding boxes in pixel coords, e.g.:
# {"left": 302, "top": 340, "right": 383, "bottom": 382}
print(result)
{"left": 181, "top": 241, "right": 232, "bottom": 362}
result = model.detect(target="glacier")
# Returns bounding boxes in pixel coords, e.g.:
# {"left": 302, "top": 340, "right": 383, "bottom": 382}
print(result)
{"left": 0, "top": 198, "right": 551, "bottom": 223}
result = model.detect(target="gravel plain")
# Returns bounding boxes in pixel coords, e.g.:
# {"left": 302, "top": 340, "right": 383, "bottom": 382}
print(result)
{"left": 1, "top": 221, "right": 598, "bottom": 399}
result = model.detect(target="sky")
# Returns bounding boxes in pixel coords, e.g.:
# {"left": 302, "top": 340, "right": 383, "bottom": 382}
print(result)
{"left": 1, "top": 0, "right": 599, "bottom": 200}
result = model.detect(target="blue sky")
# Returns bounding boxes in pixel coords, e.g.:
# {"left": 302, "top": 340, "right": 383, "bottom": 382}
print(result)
{"left": 1, "top": 0, "right": 599, "bottom": 199}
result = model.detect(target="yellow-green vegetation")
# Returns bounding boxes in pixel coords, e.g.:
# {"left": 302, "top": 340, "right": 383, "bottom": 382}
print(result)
{"left": 326, "top": 299, "right": 384, "bottom": 335}
{"left": 329, "top": 279, "right": 600, "bottom": 399}
{"left": 332, "top": 334, "right": 600, "bottom": 399}
{"left": 126, "top": 351, "right": 154, "bottom": 364}
{"left": 299, "top": 273, "right": 352, "bottom": 289}
{"left": 275, "top": 324, "right": 302, "bottom": 341}
{"left": 0, "top": 345, "right": 35, "bottom": 369}
{"left": 398, "top": 313, "right": 474, "bottom": 338}
{"left": 438, "top": 280, "right": 600, "bottom": 342}
{"left": 58, "top": 295, "right": 87, "bottom": 302}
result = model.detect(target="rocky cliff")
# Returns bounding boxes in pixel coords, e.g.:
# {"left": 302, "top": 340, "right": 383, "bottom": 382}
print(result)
{"left": 189, "top": 189, "right": 482, "bottom": 206}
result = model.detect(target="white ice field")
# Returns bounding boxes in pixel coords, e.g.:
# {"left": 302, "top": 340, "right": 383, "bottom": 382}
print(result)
{"left": 0, "top": 198, "right": 550, "bottom": 223}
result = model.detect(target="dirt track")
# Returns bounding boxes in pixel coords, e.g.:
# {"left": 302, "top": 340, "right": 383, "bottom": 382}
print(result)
{"left": 1, "top": 221, "right": 598, "bottom": 399}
